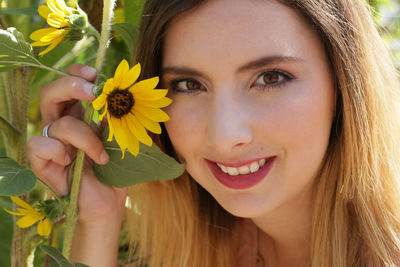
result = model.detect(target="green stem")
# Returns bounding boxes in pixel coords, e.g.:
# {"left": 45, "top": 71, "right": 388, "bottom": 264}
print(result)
{"left": 0, "top": 62, "right": 69, "bottom": 77}
{"left": 0, "top": 116, "right": 21, "bottom": 146}
{"left": 87, "top": 24, "right": 101, "bottom": 42}
{"left": 62, "top": 0, "right": 116, "bottom": 259}
{"left": 11, "top": 67, "right": 31, "bottom": 267}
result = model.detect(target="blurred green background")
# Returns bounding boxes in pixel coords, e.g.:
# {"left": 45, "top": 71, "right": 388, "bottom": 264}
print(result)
{"left": 0, "top": 0, "right": 399, "bottom": 266}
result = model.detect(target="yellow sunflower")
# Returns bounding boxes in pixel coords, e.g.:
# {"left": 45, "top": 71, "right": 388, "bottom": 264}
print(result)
{"left": 30, "top": 0, "right": 87, "bottom": 56}
{"left": 93, "top": 59, "right": 172, "bottom": 158}
{"left": 4, "top": 196, "right": 52, "bottom": 237}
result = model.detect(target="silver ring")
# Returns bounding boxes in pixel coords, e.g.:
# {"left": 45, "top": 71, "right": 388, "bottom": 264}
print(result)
{"left": 42, "top": 122, "right": 53, "bottom": 138}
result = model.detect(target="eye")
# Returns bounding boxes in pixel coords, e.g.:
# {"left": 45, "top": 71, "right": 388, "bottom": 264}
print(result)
{"left": 252, "top": 70, "right": 294, "bottom": 90}
{"left": 170, "top": 78, "right": 206, "bottom": 94}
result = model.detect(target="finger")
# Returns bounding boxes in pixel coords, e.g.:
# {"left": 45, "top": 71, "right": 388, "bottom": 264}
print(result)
{"left": 28, "top": 136, "right": 71, "bottom": 196}
{"left": 40, "top": 76, "right": 96, "bottom": 125}
{"left": 65, "top": 64, "right": 97, "bottom": 82}
{"left": 48, "top": 115, "right": 109, "bottom": 165}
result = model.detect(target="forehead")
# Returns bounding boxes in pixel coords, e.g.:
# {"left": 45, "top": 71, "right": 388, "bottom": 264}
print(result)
{"left": 162, "top": 0, "right": 322, "bottom": 68}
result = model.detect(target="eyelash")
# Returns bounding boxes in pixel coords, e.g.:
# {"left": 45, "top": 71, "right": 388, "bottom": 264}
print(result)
{"left": 251, "top": 69, "right": 294, "bottom": 91}
{"left": 168, "top": 69, "right": 294, "bottom": 94}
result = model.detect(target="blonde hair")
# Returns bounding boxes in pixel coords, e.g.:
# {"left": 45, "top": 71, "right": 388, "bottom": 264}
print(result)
{"left": 127, "top": 0, "right": 400, "bottom": 266}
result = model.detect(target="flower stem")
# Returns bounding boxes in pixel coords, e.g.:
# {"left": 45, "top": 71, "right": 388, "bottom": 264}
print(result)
{"left": 61, "top": 0, "right": 116, "bottom": 259}
{"left": 10, "top": 67, "right": 31, "bottom": 267}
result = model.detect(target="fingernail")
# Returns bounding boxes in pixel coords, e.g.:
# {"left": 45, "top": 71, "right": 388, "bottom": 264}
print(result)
{"left": 81, "top": 66, "right": 97, "bottom": 78}
{"left": 100, "top": 151, "right": 109, "bottom": 164}
{"left": 65, "top": 154, "right": 71, "bottom": 164}
{"left": 83, "top": 82, "right": 94, "bottom": 98}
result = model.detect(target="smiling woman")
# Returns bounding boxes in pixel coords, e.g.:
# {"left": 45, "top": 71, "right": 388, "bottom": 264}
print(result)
{"left": 28, "top": 0, "right": 400, "bottom": 266}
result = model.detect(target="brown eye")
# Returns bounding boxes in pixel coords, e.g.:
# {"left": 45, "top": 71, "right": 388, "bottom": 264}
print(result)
{"left": 173, "top": 78, "right": 206, "bottom": 93}
{"left": 253, "top": 70, "right": 293, "bottom": 90}
{"left": 263, "top": 72, "right": 279, "bottom": 84}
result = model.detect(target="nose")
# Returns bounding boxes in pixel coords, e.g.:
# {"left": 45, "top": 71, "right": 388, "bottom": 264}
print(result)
{"left": 205, "top": 93, "right": 253, "bottom": 154}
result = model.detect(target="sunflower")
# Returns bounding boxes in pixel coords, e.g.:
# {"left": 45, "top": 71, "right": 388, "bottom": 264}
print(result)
{"left": 30, "top": 0, "right": 87, "bottom": 56}
{"left": 4, "top": 196, "right": 52, "bottom": 237}
{"left": 92, "top": 59, "right": 172, "bottom": 158}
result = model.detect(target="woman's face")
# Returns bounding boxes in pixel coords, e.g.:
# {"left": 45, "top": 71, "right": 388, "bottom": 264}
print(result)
{"left": 162, "top": 0, "right": 335, "bottom": 218}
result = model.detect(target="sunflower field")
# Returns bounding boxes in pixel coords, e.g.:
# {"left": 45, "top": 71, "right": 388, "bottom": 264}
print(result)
{"left": 0, "top": 0, "right": 399, "bottom": 266}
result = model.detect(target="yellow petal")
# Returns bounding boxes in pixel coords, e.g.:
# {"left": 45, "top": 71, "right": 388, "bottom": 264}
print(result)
{"left": 53, "top": 0, "right": 71, "bottom": 14}
{"left": 126, "top": 114, "right": 152, "bottom": 146}
{"left": 122, "top": 117, "right": 140, "bottom": 156}
{"left": 37, "top": 218, "right": 52, "bottom": 236}
{"left": 31, "top": 40, "right": 52, "bottom": 47}
{"left": 107, "top": 112, "right": 114, "bottom": 142}
{"left": 30, "top": 28, "right": 58, "bottom": 41}
{"left": 16, "top": 215, "right": 40, "bottom": 228}
{"left": 92, "top": 94, "right": 107, "bottom": 110}
{"left": 111, "top": 117, "right": 127, "bottom": 158}
{"left": 114, "top": 59, "right": 129, "bottom": 89}
{"left": 132, "top": 89, "right": 169, "bottom": 101}
{"left": 38, "top": 35, "right": 64, "bottom": 56}
{"left": 4, "top": 208, "right": 24, "bottom": 216}
{"left": 47, "top": 12, "right": 69, "bottom": 28}
{"left": 133, "top": 105, "right": 170, "bottom": 122}
{"left": 135, "top": 112, "right": 162, "bottom": 134}
{"left": 46, "top": 0, "right": 68, "bottom": 16}
{"left": 38, "top": 5, "right": 51, "bottom": 19}
{"left": 137, "top": 97, "right": 172, "bottom": 108}
{"left": 103, "top": 78, "right": 115, "bottom": 95}
{"left": 98, "top": 103, "right": 108, "bottom": 121}
{"left": 119, "top": 63, "right": 141, "bottom": 89}
{"left": 10, "top": 196, "right": 32, "bottom": 210}
{"left": 40, "top": 29, "right": 66, "bottom": 43}
{"left": 130, "top": 77, "right": 159, "bottom": 93}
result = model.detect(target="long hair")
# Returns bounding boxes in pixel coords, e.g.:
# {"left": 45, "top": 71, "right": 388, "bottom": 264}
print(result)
{"left": 127, "top": 0, "right": 400, "bottom": 266}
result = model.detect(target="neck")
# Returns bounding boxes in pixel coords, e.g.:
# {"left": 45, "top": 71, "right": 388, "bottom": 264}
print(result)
{"left": 252, "top": 188, "right": 313, "bottom": 267}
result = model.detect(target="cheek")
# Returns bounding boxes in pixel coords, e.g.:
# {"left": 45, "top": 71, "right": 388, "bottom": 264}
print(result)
{"left": 256, "top": 81, "right": 334, "bottom": 174}
{"left": 164, "top": 99, "right": 206, "bottom": 159}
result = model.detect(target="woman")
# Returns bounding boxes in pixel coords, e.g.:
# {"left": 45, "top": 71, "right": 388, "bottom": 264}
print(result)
{"left": 28, "top": 0, "right": 400, "bottom": 266}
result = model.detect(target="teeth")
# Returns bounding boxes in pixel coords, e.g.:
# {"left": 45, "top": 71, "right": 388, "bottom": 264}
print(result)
{"left": 238, "top": 166, "right": 250, "bottom": 175}
{"left": 249, "top": 162, "right": 259, "bottom": 173}
{"left": 226, "top": 167, "right": 239, "bottom": 176}
{"left": 216, "top": 158, "right": 270, "bottom": 176}
{"left": 259, "top": 159, "right": 266, "bottom": 167}
{"left": 217, "top": 163, "right": 228, "bottom": 173}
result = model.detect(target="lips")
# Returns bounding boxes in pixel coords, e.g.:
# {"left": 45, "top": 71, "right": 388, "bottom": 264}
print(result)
{"left": 205, "top": 157, "right": 276, "bottom": 189}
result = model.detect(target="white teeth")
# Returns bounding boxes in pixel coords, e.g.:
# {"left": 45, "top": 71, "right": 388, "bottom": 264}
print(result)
{"left": 217, "top": 163, "right": 228, "bottom": 173}
{"left": 249, "top": 162, "right": 260, "bottom": 173}
{"left": 238, "top": 166, "right": 250, "bottom": 175}
{"left": 216, "top": 158, "right": 270, "bottom": 176}
{"left": 226, "top": 167, "right": 239, "bottom": 176}
{"left": 259, "top": 159, "right": 266, "bottom": 167}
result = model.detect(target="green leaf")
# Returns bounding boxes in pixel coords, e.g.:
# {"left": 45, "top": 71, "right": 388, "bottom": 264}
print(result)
{"left": 111, "top": 23, "right": 139, "bottom": 57}
{"left": 0, "top": 7, "right": 37, "bottom": 15}
{"left": 39, "top": 245, "right": 90, "bottom": 267}
{"left": 0, "top": 27, "right": 39, "bottom": 72}
{"left": 0, "top": 158, "right": 36, "bottom": 196}
{"left": 0, "top": 197, "right": 13, "bottom": 267}
{"left": 94, "top": 135, "right": 185, "bottom": 187}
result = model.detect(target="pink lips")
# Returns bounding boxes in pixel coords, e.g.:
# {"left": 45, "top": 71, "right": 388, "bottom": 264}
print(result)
{"left": 205, "top": 157, "right": 276, "bottom": 189}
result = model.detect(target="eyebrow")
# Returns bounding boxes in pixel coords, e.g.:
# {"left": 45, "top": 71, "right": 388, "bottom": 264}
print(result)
{"left": 162, "top": 55, "right": 304, "bottom": 77}
{"left": 237, "top": 55, "right": 304, "bottom": 72}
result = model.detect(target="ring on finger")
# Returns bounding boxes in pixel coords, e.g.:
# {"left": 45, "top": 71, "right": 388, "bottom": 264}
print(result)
{"left": 42, "top": 122, "right": 54, "bottom": 138}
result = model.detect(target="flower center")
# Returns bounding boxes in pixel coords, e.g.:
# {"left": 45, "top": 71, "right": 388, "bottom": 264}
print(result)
{"left": 107, "top": 89, "right": 135, "bottom": 118}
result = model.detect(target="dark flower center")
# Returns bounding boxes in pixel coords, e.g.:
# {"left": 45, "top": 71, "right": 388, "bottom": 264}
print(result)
{"left": 107, "top": 89, "right": 134, "bottom": 118}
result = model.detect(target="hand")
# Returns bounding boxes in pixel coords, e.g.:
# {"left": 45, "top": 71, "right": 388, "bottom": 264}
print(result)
{"left": 28, "top": 64, "right": 127, "bottom": 225}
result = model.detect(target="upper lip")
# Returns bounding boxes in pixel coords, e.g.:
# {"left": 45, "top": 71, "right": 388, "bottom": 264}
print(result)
{"left": 206, "top": 156, "right": 275, "bottom": 168}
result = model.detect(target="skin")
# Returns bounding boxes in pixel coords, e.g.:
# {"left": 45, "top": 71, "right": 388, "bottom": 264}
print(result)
{"left": 28, "top": 0, "right": 334, "bottom": 266}
{"left": 162, "top": 0, "right": 334, "bottom": 265}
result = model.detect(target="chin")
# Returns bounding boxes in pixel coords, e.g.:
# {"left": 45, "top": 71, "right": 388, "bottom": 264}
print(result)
{"left": 212, "top": 193, "right": 279, "bottom": 219}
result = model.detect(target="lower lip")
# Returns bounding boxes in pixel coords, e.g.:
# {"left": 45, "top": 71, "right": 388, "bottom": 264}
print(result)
{"left": 205, "top": 157, "right": 276, "bottom": 189}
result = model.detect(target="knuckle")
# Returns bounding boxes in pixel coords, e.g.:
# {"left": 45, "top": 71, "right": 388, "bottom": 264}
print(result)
{"left": 56, "top": 115, "right": 76, "bottom": 133}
